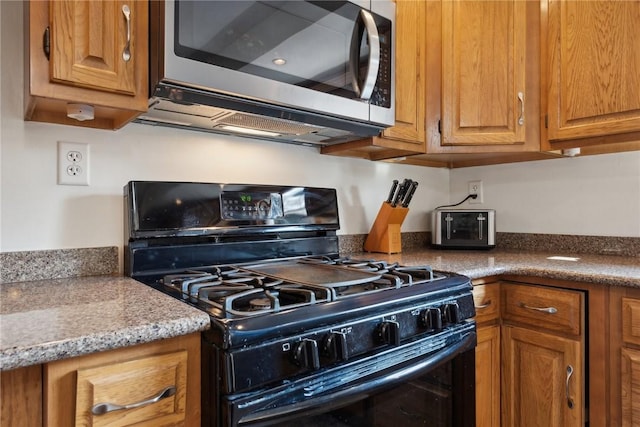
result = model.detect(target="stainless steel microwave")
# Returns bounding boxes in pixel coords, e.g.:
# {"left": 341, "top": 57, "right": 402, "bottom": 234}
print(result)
{"left": 432, "top": 209, "right": 496, "bottom": 249}
{"left": 139, "top": 0, "right": 395, "bottom": 146}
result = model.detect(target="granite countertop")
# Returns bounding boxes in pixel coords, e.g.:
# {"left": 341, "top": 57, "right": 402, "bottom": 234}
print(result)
{"left": 0, "top": 276, "right": 211, "bottom": 371}
{"left": 347, "top": 249, "right": 640, "bottom": 287}
{"left": 1, "top": 248, "right": 638, "bottom": 372}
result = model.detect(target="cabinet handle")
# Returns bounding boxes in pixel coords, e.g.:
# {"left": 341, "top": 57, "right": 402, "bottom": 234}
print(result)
{"left": 42, "top": 27, "right": 50, "bottom": 60}
{"left": 476, "top": 300, "right": 492, "bottom": 309}
{"left": 520, "top": 302, "right": 558, "bottom": 314}
{"left": 91, "top": 385, "right": 176, "bottom": 415}
{"left": 517, "top": 92, "right": 525, "bottom": 125}
{"left": 122, "top": 4, "right": 131, "bottom": 62}
{"left": 565, "top": 365, "right": 575, "bottom": 409}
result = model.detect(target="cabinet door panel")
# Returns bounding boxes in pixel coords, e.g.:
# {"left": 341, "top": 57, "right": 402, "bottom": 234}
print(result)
{"left": 546, "top": 0, "right": 640, "bottom": 140}
{"left": 51, "top": 0, "right": 136, "bottom": 94}
{"left": 502, "top": 325, "right": 582, "bottom": 427}
{"left": 476, "top": 325, "right": 500, "bottom": 427}
{"left": 621, "top": 347, "right": 640, "bottom": 426}
{"left": 441, "top": 0, "right": 526, "bottom": 145}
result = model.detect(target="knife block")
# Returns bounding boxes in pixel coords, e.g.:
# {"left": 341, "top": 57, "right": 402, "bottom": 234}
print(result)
{"left": 364, "top": 202, "right": 409, "bottom": 254}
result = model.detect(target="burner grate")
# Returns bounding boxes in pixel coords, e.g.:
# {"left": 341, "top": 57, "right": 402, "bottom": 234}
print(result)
{"left": 159, "top": 257, "right": 446, "bottom": 317}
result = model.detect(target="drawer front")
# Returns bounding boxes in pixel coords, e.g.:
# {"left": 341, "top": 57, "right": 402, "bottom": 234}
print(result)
{"left": 473, "top": 284, "right": 500, "bottom": 324}
{"left": 502, "top": 283, "right": 582, "bottom": 335}
{"left": 622, "top": 297, "right": 640, "bottom": 346}
{"left": 75, "top": 350, "right": 188, "bottom": 427}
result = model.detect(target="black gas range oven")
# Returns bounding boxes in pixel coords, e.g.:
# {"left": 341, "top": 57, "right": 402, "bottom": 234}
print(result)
{"left": 125, "top": 181, "right": 477, "bottom": 427}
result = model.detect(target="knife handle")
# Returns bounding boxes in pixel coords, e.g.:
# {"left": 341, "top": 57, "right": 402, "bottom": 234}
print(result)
{"left": 391, "top": 180, "right": 406, "bottom": 207}
{"left": 402, "top": 182, "right": 418, "bottom": 207}
{"left": 386, "top": 180, "right": 399, "bottom": 204}
{"left": 393, "top": 179, "right": 411, "bottom": 207}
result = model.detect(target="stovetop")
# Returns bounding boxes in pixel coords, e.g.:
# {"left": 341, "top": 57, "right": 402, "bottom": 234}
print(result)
{"left": 158, "top": 256, "right": 450, "bottom": 318}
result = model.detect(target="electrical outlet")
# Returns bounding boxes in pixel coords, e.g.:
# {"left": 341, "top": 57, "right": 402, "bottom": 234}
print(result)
{"left": 58, "top": 141, "right": 89, "bottom": 186}
{"left": 468, "top": 180, "right": 483, "bottom": 204}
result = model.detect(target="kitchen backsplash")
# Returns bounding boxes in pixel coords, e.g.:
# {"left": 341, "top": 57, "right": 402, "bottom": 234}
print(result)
{"left": 0, "top": 247, "right": 118, "bottom": 284}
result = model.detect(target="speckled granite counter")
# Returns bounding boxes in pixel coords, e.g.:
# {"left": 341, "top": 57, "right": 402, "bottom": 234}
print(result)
{"left": 346, "top": 249, "right": 640, "bottom": 287}
{"left": 0, "top": 276, "right": 211, "bottom": 371}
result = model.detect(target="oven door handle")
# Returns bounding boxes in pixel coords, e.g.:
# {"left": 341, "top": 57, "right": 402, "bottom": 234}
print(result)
{"left": 233, "top": 331, "right": 476, "bottom": 426}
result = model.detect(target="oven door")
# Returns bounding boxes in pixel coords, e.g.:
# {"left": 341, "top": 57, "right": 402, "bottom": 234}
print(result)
{"left": 222, "top": 328, "right": 476, "bottom": 427}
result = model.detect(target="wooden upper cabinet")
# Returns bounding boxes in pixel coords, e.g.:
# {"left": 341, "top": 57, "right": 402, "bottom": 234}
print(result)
{"left": 321, "top": 0, "right": 427, "bottom": 161}
{"left": 441, "top": 0, "right": 526, "bottom": 145}
{"left": 25, "top": 0, "right": 148, "bottom": 130}
{"left": 379, "top": 0, "right": 426, "bottom": 147}
{"left": 419, "top": 0, "right": 541, "bottom": 160}
{"left": 50, "top": 1, "right": 137, "bottom": 95}
{"left": 544, "top": 0, "right": 640, "bottom": 144}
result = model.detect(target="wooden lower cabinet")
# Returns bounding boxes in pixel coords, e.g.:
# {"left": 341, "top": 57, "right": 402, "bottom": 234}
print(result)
{"left": 621, "top": 348, "right": 640, "bottom": 426}
{"left": 473, "top": 282, "right": 501, "bottom": 427}
{"left": 473, "top": 279, "right": 592, "bottom": 427}
{"left": 0, "top": 333, "right": 201, "bottom": 427}
{"left": 476, "top": 325, "right": 500, "bottom": 427}
{"left": 0, "top": 365, "right": 43, "bottom": 427}
{"left": 611, "top": 289, "right": 640, "bottom": 427}
{"left": 45, "top": 334, "right": 200, "bottom": 427}
{"left": 502, "top": 325, "right": 583, "bottom": 427}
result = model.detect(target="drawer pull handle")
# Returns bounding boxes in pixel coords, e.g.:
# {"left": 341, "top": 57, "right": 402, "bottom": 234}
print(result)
{"left": 476, "top": 300, "right": 492, "bottom": 309}
{"left": 566, "top": 365, "right": 575, "bottom": 409}
{"left": 520, "top": 302, "right": 558, "bottom": 314}
{"left": 91, "top": 385, "right": 176, "bottom": 415}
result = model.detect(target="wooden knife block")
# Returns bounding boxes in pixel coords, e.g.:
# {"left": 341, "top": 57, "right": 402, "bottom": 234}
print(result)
{"left": 364, "top": 202, "right": 409, "bottom": 254}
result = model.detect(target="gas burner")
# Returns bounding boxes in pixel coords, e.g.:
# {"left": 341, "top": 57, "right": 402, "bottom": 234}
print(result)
{"left": 249, "top": 297, "right": 274, "bottom": 310}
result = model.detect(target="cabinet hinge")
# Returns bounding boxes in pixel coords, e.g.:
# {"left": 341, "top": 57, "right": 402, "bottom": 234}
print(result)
{"left": 43, "top": 26, "right": 50, "bottom": 60}
{"left": 544, "top": 114, "right": 548, "bottom": 129}
{"left": 438, "top": 119, "right": 441, "bottom": 134}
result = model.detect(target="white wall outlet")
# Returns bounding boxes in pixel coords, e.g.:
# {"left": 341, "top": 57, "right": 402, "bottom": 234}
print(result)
{"left": 58, "top": 141, "right": 89, "bottom": 186}
{"left": 468, "top": 180, "right": 483, "bottom": 204}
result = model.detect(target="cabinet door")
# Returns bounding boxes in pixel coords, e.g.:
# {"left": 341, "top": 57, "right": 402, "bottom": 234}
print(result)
{"left": 502, "top": 325, "right": 583, "bottom": 427}
{"left": 380, "top": 0, "right": 425, "bottom": 147}
{"left": 50, "top": 0, "right": 137, "bottom": 94}
{"left": 441, "top": 0, "right": 526, "bottom": 145}
{"left": 545, "top": 0, "right": 640, "bottom": 141}
{"left": 0, "top": 365, "right": 42, "bottom": 427}
{"left": 476, "top": 325, "right": 500, "bottom": 427}
{"left": 621, "top": 348, "right": 640, "bottom": 427}
{"left": 26, "top": 0, "right": 148, "bottom": 130}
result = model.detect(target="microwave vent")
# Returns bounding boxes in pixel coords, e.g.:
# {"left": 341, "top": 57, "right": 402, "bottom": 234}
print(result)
{"left": 217, "top": 113, "right": 323, "bottom": 136}
{"left": 150, "top": 99, "right": 233, "bottom": 121}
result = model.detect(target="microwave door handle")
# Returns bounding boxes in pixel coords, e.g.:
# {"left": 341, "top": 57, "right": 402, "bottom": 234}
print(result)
{"left": 349, "top": 10, "right": 380, "bottom": 100}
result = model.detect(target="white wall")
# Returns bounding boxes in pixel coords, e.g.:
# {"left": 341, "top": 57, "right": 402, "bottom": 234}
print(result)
{"left": 2, "top": 2, "right": 640, "bottom": 255}
{"left": 0, "top": 1, "right": 449, "bottom": 253}
{"left": 450, "top": 152, "right": 640, "bottom": 237}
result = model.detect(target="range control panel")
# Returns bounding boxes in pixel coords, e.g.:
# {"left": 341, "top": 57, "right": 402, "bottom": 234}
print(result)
{"left": 220, "top": 191, "right": 283, "bottom": 220}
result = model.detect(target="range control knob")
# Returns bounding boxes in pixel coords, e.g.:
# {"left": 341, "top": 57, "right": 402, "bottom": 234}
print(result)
{"left": 443, "top": 302, "right": 464, "bottom": 324}
{"left": 292, "top": 339, "right": 320, "bottom": 369}
{"left": 377, "top": 321, "right": 400, "bottom": 346}
{"left": 420, "top": 307, "right": 443, "bottom": 332}
{"left": 323, "top": 331, "right": 349, "bottom": 362}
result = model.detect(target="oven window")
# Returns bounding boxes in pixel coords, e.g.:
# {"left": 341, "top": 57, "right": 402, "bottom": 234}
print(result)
{"left": 264, "top": 363, "right": 452, "bottom": 427}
